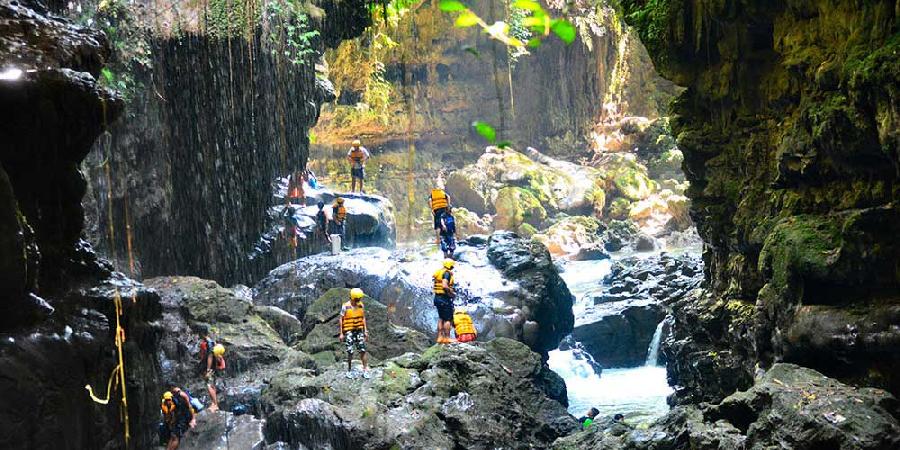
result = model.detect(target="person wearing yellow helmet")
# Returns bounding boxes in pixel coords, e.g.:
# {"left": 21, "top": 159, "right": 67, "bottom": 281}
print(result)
{"left": 200, "top": 331, "right": 226, "bottom": 412}
{"left": 347, "top": 138, "right": 370, "bottom": 193}
{"left": 339, "top": 288, "right": 370, "bottom": 378}
{"left": 160, "top": 382, "right": 196, "bottom": 450}
{"left": 432, "top": 259, "right": 457, "bottom": 344}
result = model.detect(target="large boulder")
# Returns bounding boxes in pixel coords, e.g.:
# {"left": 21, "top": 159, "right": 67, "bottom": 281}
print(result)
{"left": 298, "top": 288, "right": 431, "bottom": 361}
{"left": 179, "top": 410, "right": 266, "bottom": 450}
{"left": 263, "top": 338, "right": 579, "bottom": 450}
{"left": 486, "top": 231, "right": 575, "bottom": 354}
{"left": 573, "top": 301, "right": 665, "bottom": 368}
{"left": 255, "top": 232, "right": 574, "bottom": 354}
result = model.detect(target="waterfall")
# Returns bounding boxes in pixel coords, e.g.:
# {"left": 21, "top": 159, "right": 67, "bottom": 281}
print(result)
{"left": 645, "top": 320, "right": 665, "bottom": 366}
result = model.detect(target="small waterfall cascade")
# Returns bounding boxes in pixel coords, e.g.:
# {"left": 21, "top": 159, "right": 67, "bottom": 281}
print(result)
{"left": 645, "top": 320, "right": 665, "bottom": 366}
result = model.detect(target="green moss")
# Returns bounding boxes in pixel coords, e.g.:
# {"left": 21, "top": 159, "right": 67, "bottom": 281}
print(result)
{"left": 517, "top": 223, "right": 538, "bottom": 237}
{"left": 759, "top": 215, "right": 842, "bottom": 290}
{"left": 607, "top": 197, "right": 632, "bottom": 220}
{"left": 493, "top": 187, "right": 547, "bottom": 230}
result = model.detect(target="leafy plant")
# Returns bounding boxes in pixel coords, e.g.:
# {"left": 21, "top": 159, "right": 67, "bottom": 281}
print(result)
{"left": 266, "top": 0, "right": 320, "bottom": 67}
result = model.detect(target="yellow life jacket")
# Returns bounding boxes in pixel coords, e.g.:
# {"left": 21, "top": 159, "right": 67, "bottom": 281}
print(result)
{"left": 453, "top": 311, "right": 476, "bottom": 336}
{"left": 341, "top": 301, "right": 365, "bottom": 332}
{"left": 333, "top": 203, "right": 347, "bottom": 223}
{"left": 433, "top": 268, "right": 454, "bottom": 295}
{"left": 430, "top": 189, "right": 449, "bottom": 211}
{"left": 349, "top": 148, "right": 366, "bottom": 163}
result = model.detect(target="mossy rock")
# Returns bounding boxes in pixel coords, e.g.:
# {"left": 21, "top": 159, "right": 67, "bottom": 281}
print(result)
{"left": 607, "top": 197, "right": 633, "bottom": 220}
{"left": 492, "top": 187, "right": 547, "bottom": 231}
{"left": 612, "top": 164, "right": 655, "bottom": 200}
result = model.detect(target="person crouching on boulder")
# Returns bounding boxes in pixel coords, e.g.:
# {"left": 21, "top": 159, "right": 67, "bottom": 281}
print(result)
{"left": 339, "top": 288, "right": 370, "bottom": 379}
{"left": 453, "top": 306, "right": 476, "bottom": 343}
{"left": 203, "top": 341, "right": 226, "bottom": 412}
{"left": 161, "top": 384, "right": 196, "bottom": 450}
{"left": 432, "top": 259, "right": 456, "bottom": 344}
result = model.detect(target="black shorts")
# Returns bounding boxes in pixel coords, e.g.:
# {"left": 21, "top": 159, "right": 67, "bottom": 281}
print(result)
{"left": 351, "top": 167, "right": 365, "bottom": 179}
{"left": 329, "top": 222, "right": 345, "bottom": 236}
{"left": 434, "top": 295, "right": 454, "bottom": 321}
{"left": 433, "top": 208, "right": 448, "bottom": 229}
{"left": 167, "top": 420, "right": 189, "bottom": 438}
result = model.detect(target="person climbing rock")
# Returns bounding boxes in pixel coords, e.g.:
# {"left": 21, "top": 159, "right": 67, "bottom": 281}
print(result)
{"left": 453, "top": 306, "right": 476, "bottom": 343}
{"left": 331, "top": 197, "right": 348, "bottom": 251}
{"left": 203, "top": 340, "right": 226, "bottom": 412}
{"left": 439, "top": 206, "right": 458, "bottom": 259}
{"left": 339, "top": 288, "right": 370, "bottom": 379}
{"left": 347, "top": 139, "right": 370, "bottom": 193}
{"left": 432, "top": 259, "right": 456, "bottom": 344}
{"left": 282, "top": 204, "right": 302, "bottom": 249}
{"left": 429, "top": 187, "right": 451, "bottom": 244}
{"left": 286, "top": 170, "right": 305, "bottom": 205}
{"left": 315, "top": 200, "right": 331, "bottom": 246}
{"left": 160, "top": 384, "right": 196, "bottom": 450}
{"left": 578, "top": 407, "right": 600, "bottom": 429}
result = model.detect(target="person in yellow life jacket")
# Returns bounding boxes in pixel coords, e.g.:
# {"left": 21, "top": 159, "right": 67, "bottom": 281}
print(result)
{"left": 347, "top": 139, "right": 370, "bottom": 193}
{"left": 432, "top": 259, "right": 456, "bottom": 343}
{"left": 331, "top": 197, "right": 348, "bottom": 250}
{"left": 160, "top": 384, "right": 196, "bottom": 450}
{"left": 339, "top": 288, "right": 370, "bottom": 379}
{"left": 203, "top": 339, "right": 226, "bottom": 412}
{"left": 453, "top": 307, "right": 476, "bottom": 343}
{"left": 429, "top": 188, "right": 451, "bottom": 244}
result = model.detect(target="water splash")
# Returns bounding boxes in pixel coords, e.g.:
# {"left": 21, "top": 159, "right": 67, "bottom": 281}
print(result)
{"left": 645, "top": 320, "right": 665, "bottom": 367}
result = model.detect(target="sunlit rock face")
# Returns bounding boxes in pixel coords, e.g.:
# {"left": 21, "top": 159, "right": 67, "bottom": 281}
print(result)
{"left": 82, "top": 0, "right": 372, "bottom": 285}
{"left": 622, "top": 1, "right": 900, "bottom": 402}
{"left": 0, "top": 3, "right": 162, "bottom": 448}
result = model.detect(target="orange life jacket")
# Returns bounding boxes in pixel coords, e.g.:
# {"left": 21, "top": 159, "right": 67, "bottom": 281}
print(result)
{"left": 433, "top": 268, "right": 454, "bottom": 295}
{"left": 349, "top": 148, "right": 366, "bottom": 163}
{"left": 333, "top": 204, "right": 347, "bottom": 223}
{"left": 341, "top": 301, "right": 365, "bottom": 332}
{"left": 430, "top": 189, "right": 449, "bottom": 211}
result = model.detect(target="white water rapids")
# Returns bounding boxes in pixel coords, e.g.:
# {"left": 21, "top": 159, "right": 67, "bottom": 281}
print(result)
{"left": 549, "top": 259, "right": 673, "bottom": 424}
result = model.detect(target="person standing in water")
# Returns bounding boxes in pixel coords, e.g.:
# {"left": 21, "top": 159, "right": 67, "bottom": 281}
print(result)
{"left": 347, "top": 139, "right": 370, "bottom": 193}
{"left": 339, "top": 288, "right": 370, "bottom": 379}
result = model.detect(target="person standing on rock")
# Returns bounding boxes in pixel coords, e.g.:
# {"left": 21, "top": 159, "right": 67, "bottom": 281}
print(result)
{"left": 339, "top": 288, "right": 370, "bottom": 378}
{"left": 331, "top": 197, "right": 348, "bottom": 251}
{"left": 347, "top": 139, "right": 370, "bottom": 193}
{"left": 432, "top": 259, "right": 457, "bottom": 344}
{"left": 315, "top": 200, "right": 331, "bottom": 247}
{"left": 161, "top": 384, "right": 196, "bottom": 450}
{"left": 429, "top": 187, "right": 451, "bottom": 244}
{"left": 203, "top": 341, "right": 226, "bottom": 412}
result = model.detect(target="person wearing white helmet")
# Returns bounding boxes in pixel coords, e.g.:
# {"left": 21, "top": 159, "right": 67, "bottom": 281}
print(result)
{"left": 339, "top": 288, "right": 370, "bottom": 378}
{"left": 347, "top": 139, "right": 370, "bottom": 193}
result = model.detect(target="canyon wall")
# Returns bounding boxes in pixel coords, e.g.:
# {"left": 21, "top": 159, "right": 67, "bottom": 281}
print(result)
{"left": 621, "top": 0, "right": 900, "bottom": 403}
{"left": 82, "top": 0, "right": 371, "bottom": 285}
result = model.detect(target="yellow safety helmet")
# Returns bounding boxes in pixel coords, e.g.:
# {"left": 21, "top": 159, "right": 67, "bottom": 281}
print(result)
{"left": 212, "top": 343, "right": 225, "bottom": 356}
{"left": 443, "top": 258, "right": 455, "bottom": 269}
{"left": 163, "top": 391, "right": 173, "bottom": 400}
{"left": 350, "top": 288, "right": 365, "bottom": 299}
{"left": 352, "top": 139, "right": 361, "bottom": 147}
{"left": 336, "top": 197, "right": 345, "bottom": 204}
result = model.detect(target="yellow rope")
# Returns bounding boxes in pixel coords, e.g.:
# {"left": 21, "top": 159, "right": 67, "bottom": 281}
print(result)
{"left": 84, "top": 291, "right": 130, "bottom": 446}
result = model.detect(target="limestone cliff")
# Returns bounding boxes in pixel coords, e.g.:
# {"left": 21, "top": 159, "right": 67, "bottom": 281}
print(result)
{"left": 622, "top": 0, "right": 900, "bottom": 402}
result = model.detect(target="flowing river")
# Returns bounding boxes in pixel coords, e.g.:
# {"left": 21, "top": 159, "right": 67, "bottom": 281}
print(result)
{"left": 548, "top": 258, "right": 674, "bottom": 424}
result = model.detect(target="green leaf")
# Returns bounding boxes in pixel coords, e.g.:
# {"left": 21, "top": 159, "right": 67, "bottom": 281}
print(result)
{"left": 438, "top": 0, "right": 467, "bottom": 12}
{"left": 526, "top": 37, "right": 542, "bottom": 48}
{"left": 497, "top": 140, "right": 512, "bottom": 149}
{"left": 550, "top": 19, "right": 576, "bottom": 44}
{"left": 472, "top": 121, "right": 497, "bottom": 143}
{"left": 100, "top": 67, "right": 114, "bottom": 84}
{"left": 455, "top": 11, "right": 479, "bottom": 27}
{"left": 512, "top": 0, "right": 542, "bottom": 12}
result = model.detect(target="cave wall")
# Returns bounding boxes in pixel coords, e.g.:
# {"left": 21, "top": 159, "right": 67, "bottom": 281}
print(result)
{"left": 0, "top": 2, "right": 162, "bottom": 448}
{"left": 83, "top": 0, "right": 371, "bottom": 286}
{"left": 621, "top": 0, "right": 900, "bottom": 403}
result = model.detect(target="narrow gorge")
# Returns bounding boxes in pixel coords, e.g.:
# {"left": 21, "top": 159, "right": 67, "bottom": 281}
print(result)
{"left": 0, "top": 0, "right": 897, "bottom": 449}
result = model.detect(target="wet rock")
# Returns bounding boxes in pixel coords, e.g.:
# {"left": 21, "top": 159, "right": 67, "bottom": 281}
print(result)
{"left": 298, "top": 288, "right": 431, "bottom": 361}
{"left": 255, "top": 231, "right": 574, "bottom": 354}
{"left": 263, "top": 338, "right": 577, "bottom": 450}
{"left": 487, "top": 231, "right": 575, "bottom": 353}
{"left": 300, "top": 190, "right": 396, "bottom": 249}
{"left": 180, "top": 410, "right": 265, "bottom": 450}
{"left": 255, "top": 305, "right": 304, "bottom": 346}
{"left": 573, "top": 301, "right": 664, "bottom": 367}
